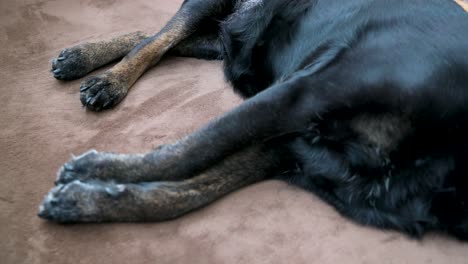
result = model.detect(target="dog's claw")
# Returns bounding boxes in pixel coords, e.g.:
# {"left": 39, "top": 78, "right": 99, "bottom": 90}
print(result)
{"left": 85, "top": 97, "right": 93, "bottom": 106}
{"left": 80, "top": 85, "right": 90, "bottom": 92}
{"left": 80, "top": 79, "right": 97, "bottom": 92}
{"left": 57, "top": 56, "right": 66, "bottom": 61}
{"left": 89, "top": 97, "right": 98, "bottom": 106}
{"left": 89, "top": 90, "right": 103, "bottom": 106}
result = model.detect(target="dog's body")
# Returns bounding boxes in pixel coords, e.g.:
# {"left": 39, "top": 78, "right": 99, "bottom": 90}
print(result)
{"left": 40, "top": 0, "right": 468, "bottom": 240}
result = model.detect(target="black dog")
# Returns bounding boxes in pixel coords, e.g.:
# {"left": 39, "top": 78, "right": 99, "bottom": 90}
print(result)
{"left": 39, "top": 0, "right": 468, "bottom": 240}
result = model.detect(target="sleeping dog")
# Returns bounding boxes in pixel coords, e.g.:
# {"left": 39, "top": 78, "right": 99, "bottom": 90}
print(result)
{"left": 39, "top": 0, "right": 468, "bottom": 240}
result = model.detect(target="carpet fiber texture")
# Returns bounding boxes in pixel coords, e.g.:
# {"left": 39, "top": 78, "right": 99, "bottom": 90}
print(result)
{"left": 1, "top": 0, "right": 467, "bottom": 263}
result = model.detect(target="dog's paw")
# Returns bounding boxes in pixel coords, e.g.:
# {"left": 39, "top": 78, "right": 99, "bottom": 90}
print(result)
{"left": 55, "top": 150, "right": 145, "bottom": 184}
{"left": 55, "top": 149, "right": 128, "bottom": 185}
{"left": 38, "top": 181, "right": 97, "bottom": 223}
{"left": 51, "top": 46, "right": 93, "bottom": 81}
{"left": 38, "top": 183, "right": 83, "bottom": 223}
{"left": 55, "top": 149, "right": 100, "bottom": 185}
{"left": 38, "top": 181, "right": 128, "bottom": 223}
{"left": 80, "top": 72, "right": 128, "bottom": 111}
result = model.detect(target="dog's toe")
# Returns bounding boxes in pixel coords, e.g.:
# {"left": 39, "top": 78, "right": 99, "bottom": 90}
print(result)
{"left": 50, "top": 47, "right": 92, "bottom": 81}
{"left": 79, "top": 73, "right": 128, "bottom": 111}
{"left": 38, "top": 184, "right": 81, "bottom": 223}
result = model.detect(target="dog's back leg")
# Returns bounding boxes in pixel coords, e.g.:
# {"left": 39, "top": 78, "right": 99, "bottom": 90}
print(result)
{"left": 51, "top": 30, "right": 222, "bottom": 81}
{"left": 54, "top": 74, "right": 325, "bottom": 186}
{"left": 169, "top": 32, "right": 223, "bottom": 60}
{"left": 40, "top": 70, "right": 382, "bottom": 223}
{"left": 39, "top": 144, "right": 281, "bottom": 222}
{"left": 51, "top": 31, "right": 150, "bottom": 81}
{"left": 75, "top": 0, "right": 235, "bottom": 111}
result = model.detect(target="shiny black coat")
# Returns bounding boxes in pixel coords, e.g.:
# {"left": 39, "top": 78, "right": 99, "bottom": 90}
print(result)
{"left": 217, "top": 0, "right": 468, "bottom": 239}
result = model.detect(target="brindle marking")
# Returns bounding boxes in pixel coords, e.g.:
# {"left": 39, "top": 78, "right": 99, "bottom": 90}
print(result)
{"left": 77, "top": 17, "right": 190, "bottom": 111}
{"left": 40, "top": 145, "right": 277, "bottom": 222}
{"left": 55, "top": 1, "right": 231, "bottom": 111}
{"left": 52, "top": 31, "right": 149, "bottom": 81}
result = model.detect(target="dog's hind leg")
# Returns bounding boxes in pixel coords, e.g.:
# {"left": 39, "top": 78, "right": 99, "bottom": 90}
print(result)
{"left": 39, "top": 144, "right": 281, "bottom": 223}
{"left": 51, "top": 30, "right": 222, "bottom": 81}
{"left": 51, "top": 31, "right": 150, "bottom": 81}
{"left": 169, "top": 32, "right": 223, "bottom": 60}
{"left": 79, "top": 0, "right": 235, "bottom": 111}
{"left": 40, "top": 71, "right": 354, "bottom": 223}
{"left": 54, "top": 74, "right": 324, "bottom": 185}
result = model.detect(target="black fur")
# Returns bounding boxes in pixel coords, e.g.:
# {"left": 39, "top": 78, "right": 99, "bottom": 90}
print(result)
{"left": 42, "top": 0, "right": 468, "bottom": 239}
{"left": 218, "top": 0, "right": 468, "bottom": 239}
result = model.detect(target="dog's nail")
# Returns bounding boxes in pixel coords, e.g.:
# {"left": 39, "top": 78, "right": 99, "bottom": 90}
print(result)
{"left": 82, "top": 79, "right": 98, "bottom": 90}
{"left": 89, "top": 97, "right": 98, "bottom": 106}
{"left": 53, "top": 69, "right": 61, "bottom": 74}
{"left": 85, "top": 97, "right": 93, "bottom": 106}
{"left": 57, "top": 56, "right": 66, "bottom": 61}
{"left": 80, "top": 85, "right": 90, "bottom": 92}
{"left": 90, "top": 91, "right": 104, "bottom": 106}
